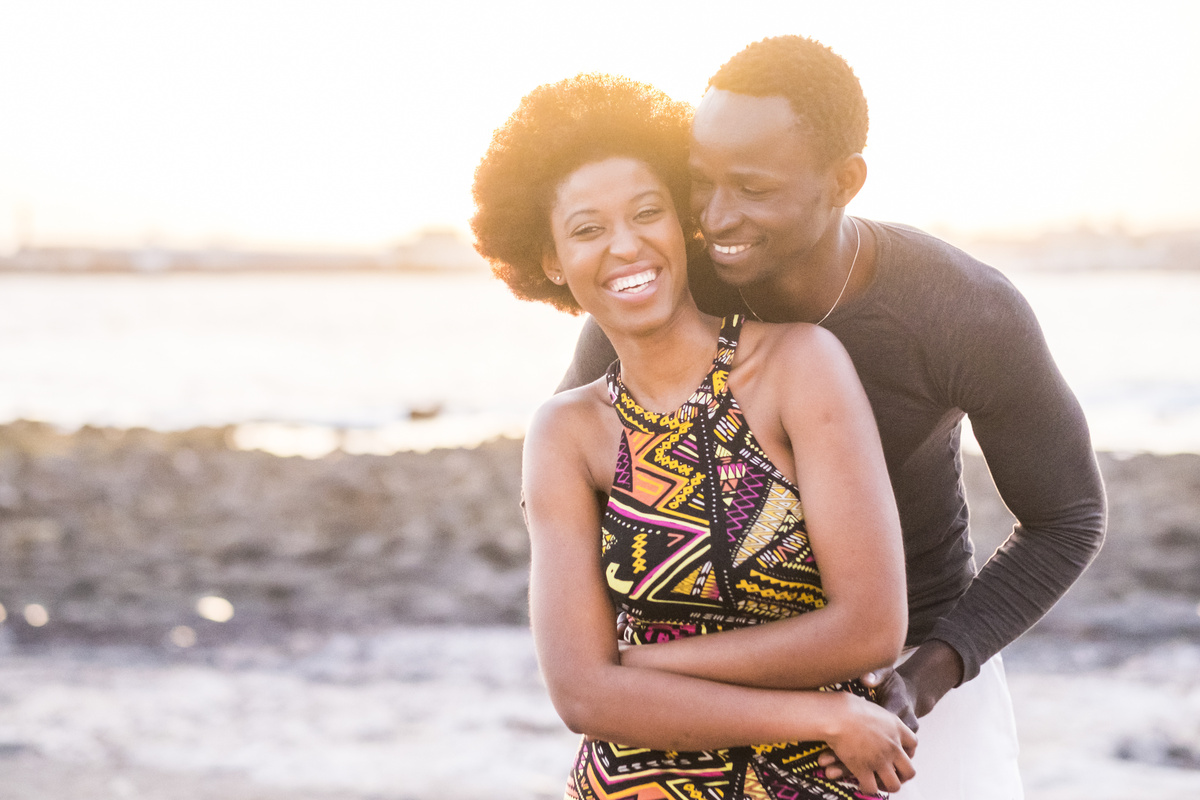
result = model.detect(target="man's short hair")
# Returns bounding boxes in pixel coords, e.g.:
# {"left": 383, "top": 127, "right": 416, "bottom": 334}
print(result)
{"left": 709, "top": 35, "right": 868, "bottom": 166}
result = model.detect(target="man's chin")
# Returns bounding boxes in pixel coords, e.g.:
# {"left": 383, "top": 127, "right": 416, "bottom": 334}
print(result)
{"left": 710, "top": 259, "right": 760, "bottom": 288}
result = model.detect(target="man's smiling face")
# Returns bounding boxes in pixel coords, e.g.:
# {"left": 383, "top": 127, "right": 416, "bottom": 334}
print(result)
{"left": 688, "top": 89, "right": 843, "bottom": 288}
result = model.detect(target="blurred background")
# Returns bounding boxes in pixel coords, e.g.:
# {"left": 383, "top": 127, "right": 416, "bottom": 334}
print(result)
{"left": 1, "top": 1, "right": 1198, "bottom": 798}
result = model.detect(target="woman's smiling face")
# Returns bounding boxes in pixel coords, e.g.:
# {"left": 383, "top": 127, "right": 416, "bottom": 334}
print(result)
{"left": 543, "top": 157, "right": 689, "bottom": 335}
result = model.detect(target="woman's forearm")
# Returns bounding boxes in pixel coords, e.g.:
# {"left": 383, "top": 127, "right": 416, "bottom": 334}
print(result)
{"left": 549, "top": 658, "right": 850, "bottom": 751}
{"left": 619, "top": 601, "right": 905, "bottom": 690}
{"left": 546, "top": 655, "right": 916, "bottom": 794}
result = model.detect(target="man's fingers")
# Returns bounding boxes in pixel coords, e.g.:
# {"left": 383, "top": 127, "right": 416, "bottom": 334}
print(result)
{"left": 875, "top": 670, "right": 920, "bottom": 733}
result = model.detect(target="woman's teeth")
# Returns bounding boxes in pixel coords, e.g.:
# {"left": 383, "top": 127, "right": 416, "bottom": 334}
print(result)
{"left": 611, "top": 270, "right": 657, "bottom": 293}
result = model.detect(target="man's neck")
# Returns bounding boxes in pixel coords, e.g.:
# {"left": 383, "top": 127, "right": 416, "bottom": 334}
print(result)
{"left": 740, "top": 217, "right": 876, "bottom": 325}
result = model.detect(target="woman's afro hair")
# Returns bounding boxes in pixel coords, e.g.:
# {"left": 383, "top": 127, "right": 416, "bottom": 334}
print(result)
{"left": 471, "top": 73, "right": 694, "bottom": 314}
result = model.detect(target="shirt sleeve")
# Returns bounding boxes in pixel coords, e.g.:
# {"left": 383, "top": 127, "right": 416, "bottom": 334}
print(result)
{"left": 556, "top": 315, "right": 618, "bottom": 393}
{"left": 928, "top": 279, "right": 1107, "bottom": 681}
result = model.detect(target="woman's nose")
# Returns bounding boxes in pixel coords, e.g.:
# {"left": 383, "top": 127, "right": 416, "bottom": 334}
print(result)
{"left": 609, "top": 223, "right": 640, "bottom": 259}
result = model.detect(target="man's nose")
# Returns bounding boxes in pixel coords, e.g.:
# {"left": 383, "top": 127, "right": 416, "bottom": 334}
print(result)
{"left": 700, "top": 187, "right": 740, "bottom": 236}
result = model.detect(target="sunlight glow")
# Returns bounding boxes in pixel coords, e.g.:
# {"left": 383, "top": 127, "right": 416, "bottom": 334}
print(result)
{"left": 197, "top": 596, "right": 235, "bottom": 623}
{"left": 2, "top": 1, "right": 1198, "bottom": 252}
{"left": 24, "top": 603, "right": 49, "bottom": 627}
{"left": 170, "top": 625, "right": 199, "bottom": 647}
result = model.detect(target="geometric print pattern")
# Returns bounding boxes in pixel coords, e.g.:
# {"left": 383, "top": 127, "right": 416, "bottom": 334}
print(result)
{"left": 565, "top": 316, "right": 881, "bottom": 800}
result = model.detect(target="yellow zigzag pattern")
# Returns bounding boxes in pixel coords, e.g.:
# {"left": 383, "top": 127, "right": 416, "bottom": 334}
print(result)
{"left": 747, "top": 569, "right": 823, "bottom": 595}
{"left": 735, "top": 598, "right": 799, "bottom": 620}
{"left": 665, "top": 471, "right": 705, "bottom": 511}
{"left": 780, "top": 744, "right": 824, "bottom": 766}
{"left": 651, "top": 423, "right": 695, "bottom": 476}
{"left": 632, "top": 532, "right": 648, "bottom": 574}
{"left": 733, "top": 578, "right": 824, "bottom": 607}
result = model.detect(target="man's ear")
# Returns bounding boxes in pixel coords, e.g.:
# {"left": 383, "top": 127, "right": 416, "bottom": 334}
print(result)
{"left": 542, "top": 248, "right": 565, "bottom": 285}
{"left": 832, "top": 154, "right": 867, "bottom": 208}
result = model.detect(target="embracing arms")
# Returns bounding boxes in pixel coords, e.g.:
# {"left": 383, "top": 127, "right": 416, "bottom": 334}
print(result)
{"left": 522, "top": 387, "right": 915, "bottom": 791}
{"left": 615, "top": 324, "right": 907, "bottom": 690}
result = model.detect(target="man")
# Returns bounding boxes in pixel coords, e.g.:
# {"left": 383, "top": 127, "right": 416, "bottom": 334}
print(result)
{"left": 558, "top": 36, "right": 1106, "bottom": 798}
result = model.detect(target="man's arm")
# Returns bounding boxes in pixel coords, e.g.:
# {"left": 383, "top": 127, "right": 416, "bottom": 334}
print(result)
{"left": 917, "top": 278, "right": 1106, "bottom": 703}
{"left": 832, "top": 273, "right": 1108, "bottom": 770}
{"left": 556, "top": 315, "right": 617, "bottom": 393}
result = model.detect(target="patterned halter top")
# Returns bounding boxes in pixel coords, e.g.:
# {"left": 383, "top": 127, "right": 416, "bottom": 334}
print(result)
{"left": 565, "top": 314, "right": 880, "bottom": 800}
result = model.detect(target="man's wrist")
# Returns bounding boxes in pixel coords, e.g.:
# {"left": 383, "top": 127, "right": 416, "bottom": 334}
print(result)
{"left": 899, "top": 639, "right": 964, "bottom": 718}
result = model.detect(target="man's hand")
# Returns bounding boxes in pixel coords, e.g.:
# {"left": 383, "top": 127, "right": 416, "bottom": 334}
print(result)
{"left": 863, "top": 666, "right": 920, "bottom": 732}
{"left": 816, "top": 640, "right": 963, "bottom": 781}
{"left": 886, "top": 639, "right": 964, "bottom": 718}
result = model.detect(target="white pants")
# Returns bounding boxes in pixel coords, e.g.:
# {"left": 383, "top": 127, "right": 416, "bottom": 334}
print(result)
{"left": 890, "top": 654, "right": 1023, "bottom": 800}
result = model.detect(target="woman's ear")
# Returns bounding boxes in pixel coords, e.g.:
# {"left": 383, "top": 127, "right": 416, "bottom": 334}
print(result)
{"left": 542, "top": 249, "right": 565, "bottom": 285}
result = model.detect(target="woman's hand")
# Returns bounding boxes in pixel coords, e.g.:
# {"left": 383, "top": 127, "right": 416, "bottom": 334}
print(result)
{"left": 823, "top": 692, "right": 918, "bottom": 795}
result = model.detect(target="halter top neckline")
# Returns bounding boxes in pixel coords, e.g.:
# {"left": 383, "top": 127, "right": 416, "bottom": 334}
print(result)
{"left": 605, "top": 315, "right": 745, "bottom": 423}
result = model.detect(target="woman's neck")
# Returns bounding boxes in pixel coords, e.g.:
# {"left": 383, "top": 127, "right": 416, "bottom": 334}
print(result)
{"left": 606, "top": 307, "right": 724, "bottom": 415}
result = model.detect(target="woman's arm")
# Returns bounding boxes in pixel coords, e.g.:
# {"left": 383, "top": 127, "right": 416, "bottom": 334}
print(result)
{"left": 522, "top": 390, "right": 914, "bottom": 792}
{"left": 619, "top": 324, "right": 907, "bottom": 690}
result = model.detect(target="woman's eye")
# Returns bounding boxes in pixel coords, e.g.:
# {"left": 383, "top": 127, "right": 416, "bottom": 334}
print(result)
{"left": 635, "top": 207, "right": 664, "bottom": 221}
{"left": 570, "top": 225, "right": 602, "bottom": 238}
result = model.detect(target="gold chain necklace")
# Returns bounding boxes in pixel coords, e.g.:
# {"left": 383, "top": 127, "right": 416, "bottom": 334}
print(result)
{"left": 739, "top": 217, "right": 861, "bottom": 325}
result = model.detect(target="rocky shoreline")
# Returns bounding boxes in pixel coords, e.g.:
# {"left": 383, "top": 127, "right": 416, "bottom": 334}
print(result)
{"left": 1, "top": 420, "right": 1198, "bottom": 649}
{"left": 2, "top": 421, "right": 1199, "bottom": 798}
{"left": 0, "top": 422, "right": 530, "bottom": 648}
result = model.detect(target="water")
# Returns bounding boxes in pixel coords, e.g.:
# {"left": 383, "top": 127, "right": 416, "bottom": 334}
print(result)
{"left": 1002, "top": 270, "right": 1200, "bottom": 454}
{"left": 0, "top": 272, "right": 585, "bottom": 453}
{"left": 1, "top": 269, "right": 1197, "bottom": 454}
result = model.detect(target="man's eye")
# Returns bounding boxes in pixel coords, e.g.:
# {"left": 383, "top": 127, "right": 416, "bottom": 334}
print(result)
{"left": 742, "top": 186, "right": 770, "bottom": 197}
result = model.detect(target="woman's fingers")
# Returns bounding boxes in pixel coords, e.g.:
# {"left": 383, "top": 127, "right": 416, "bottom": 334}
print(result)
{"left": 816, "top": 748, "right": 845, "bottom": 779}
{"left": 902, "top": 724, "right": 918, "bottom": 758}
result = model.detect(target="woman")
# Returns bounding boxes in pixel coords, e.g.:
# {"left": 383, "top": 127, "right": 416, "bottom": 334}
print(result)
{"left": 472, "top": 74, "right": 915, "bottom": 799}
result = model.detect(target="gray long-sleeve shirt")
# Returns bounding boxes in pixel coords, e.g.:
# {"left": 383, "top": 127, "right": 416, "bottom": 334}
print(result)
{"left": 557, "top": 220, "right": 1106, "bottom": 682}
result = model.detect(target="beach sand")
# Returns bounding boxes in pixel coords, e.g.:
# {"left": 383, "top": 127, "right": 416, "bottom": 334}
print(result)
{"left": 1, "top": 629, "right": 1198, "bottom": 800}
{"left": 0, "top": 423, "right": 1198, "bottom": 798}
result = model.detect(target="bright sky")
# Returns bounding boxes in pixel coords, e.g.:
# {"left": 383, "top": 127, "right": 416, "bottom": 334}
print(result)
{"left": 2, "top": 0, "right": 1198, "bottom": 252}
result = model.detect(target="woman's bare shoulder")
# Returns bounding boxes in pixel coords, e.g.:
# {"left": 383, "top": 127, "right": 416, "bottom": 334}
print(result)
{"left": 526, "top": 378, "right": 616, "bottom": 469}
{"left": 529, "top": 378, "right": 611, "bottom": 433}
{"left": 741, "top": 320, "right": 853, "bottom": 377}
{"left": 525, "top": 377, "right": 619, "bottom": 503}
